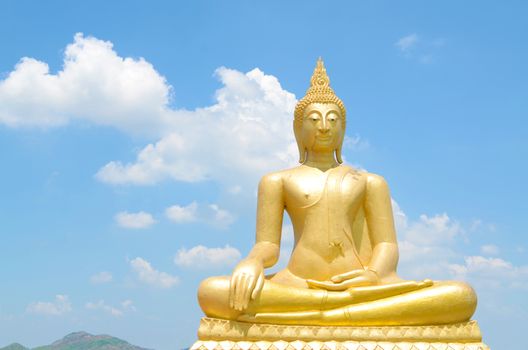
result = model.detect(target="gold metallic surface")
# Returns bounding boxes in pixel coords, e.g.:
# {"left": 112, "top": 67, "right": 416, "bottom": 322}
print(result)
{"left": 196, "top": 318, "right": 483, "bottom": 342}
{"left": 194, "top": 58, "right": 487, "bottom": 347}
{"left": 191, "top": 340, "right": 490, "bottom": 350}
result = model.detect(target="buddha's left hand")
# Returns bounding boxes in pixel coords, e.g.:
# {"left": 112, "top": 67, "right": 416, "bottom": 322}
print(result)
{"left": 306, "top": 268, "right": 379, "bottom": 291}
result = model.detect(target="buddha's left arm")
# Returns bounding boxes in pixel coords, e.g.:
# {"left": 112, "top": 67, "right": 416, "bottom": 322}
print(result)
{"left": 364, "top": 173, "right": 399, "bottom": 282}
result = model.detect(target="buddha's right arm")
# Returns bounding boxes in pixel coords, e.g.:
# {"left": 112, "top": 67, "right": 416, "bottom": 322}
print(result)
{"left": 364, "top": 173, "right": 399, "bottom": 281}
{"left": 251, "top": 172, "right": 285, "bottom": 267}
{"left": 229, "top": 173, "right": 284, "bottom": 311}
{"left": 246, "top": 242, "right": 280, "bottom": 268}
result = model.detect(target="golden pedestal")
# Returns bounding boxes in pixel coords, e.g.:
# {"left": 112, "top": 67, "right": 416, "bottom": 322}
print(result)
{"left": 191, "top": 318, "right": 489, "bottom": 350}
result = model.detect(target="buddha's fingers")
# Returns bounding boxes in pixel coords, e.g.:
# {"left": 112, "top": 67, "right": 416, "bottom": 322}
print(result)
{"left": 241, "top": 276, "right": 255, "bottom": 310}
{"left": 331, "top": 269, "right": 365, "bottom": 283}
{"left": 307, "top": 276, "right": 373, "bottom": 291}
{"left": 348, "top": 279, "right": 434, "bottom": 303}
{"left": 234, "top": 274, "right": 249, "bottom": 311}
{"left": 307, "top": 279, "right": 348, "bottom": 291}
{"left": 251, "top": 273, "right": 264, "bottom": 300}
{"left": 229, "top": 274, "right": 240, "bottom": 309}
{"left": 337, "top": 275, "right": 374, "bottom": 288}
{"left": 239, "top": 310, "right": 322, "bottom": 324}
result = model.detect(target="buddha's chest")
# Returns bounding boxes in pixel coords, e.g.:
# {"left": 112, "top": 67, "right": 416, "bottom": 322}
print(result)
{"left": 283, "top": 169, "right": 366, "bottom": 211}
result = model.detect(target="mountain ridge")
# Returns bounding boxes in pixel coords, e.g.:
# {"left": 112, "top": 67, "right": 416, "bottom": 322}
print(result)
{"left": 1, "top": 331, "right": 152, "bottom": 350}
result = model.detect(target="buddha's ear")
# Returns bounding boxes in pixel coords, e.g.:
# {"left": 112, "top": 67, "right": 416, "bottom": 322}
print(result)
{"left": 293, "top": 123, "right": 306, "bottom": 163}
{"left": 300, "top": 147, "right": 307, "bottom": 163}
{"left": 335, "top": 146, "right": 343, "bottom": 164}
{"left": 335, "top": 130, "right": 344, "bottom": 164}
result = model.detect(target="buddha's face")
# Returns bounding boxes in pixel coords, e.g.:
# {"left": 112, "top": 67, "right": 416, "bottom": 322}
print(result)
{"left": 301, "top": 103, "right": 344, "bottom": 154}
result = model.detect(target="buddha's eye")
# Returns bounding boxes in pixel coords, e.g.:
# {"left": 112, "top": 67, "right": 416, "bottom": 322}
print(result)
{"left": 309, "top": 115, "right": 320, "bottom": 122}
{"left": 327, "top": 112, "right": 338, "bottom": 123}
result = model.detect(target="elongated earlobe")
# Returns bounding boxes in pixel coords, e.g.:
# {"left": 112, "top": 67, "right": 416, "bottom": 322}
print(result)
{"left": 294, "top": 123, "right": 306, "bottom": 163}
{"left": 296, "top": 139, "right": 306, "bottom": 163}
{"left": 335, "top": 147, "right": 343, "bottom": 164}
{"left": 299, "top": 148, "right": 307, "bottom": 163}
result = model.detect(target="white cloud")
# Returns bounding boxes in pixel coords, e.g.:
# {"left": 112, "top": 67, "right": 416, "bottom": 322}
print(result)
{"left": 174, "top": 245, "right": 241, "bottom": 268}
{"left": 121, "top": 299, "right": 136, "bottom": 311}
{"left": 404, "top": 213, "right": 462, "bottom": 246}
{"left": 395, "top": 202, "right": 466, "bottom": 279}
{"left": 449, "top": 256, "right": 528, "bottom": 289}
{"left": 2, "top": 34, "right": 375, "bottom": 192}
{"left": 395, "top": 33, "right": 419, "bottom": 52}
{"left": 0, "top": 33, "right": 170, "bottom": 133}
{"left": 394, "top": 34, "right": 446, "bottom": 64}
{"left": 115, "top": 211, "right": 156, "bottom": 229}
{"left": 90, "top": 271, "right": 113, "bottom": 284}
{"left": 85, "top": 299, "right": 135, "bottom": 317}
{"left": 95, "top": 66, "right": 298, "bottom": 189}
{"left": 26, "top": 295, "right": 72, "bottom": 316}
{"left": 85, "top": 300, "right": 123, "bottom": 317}
{"left": 344, "top": 135, "right": 369, "bottom": 151}
{"left": 130, "top": 257, "right": 179, "bottom": 288}
{"left": 207, "top": 204, "right": 235, "bottom": 228}
{"left": 393, "top": 200, "right": 528, "bottom": 289}
{"left": 393, "top": 200, "right": 462, "bottom": 244}
{"left": 165, "top": 202, "right": 234, "bottom": 228}
{"left": 165, "top": 202, "right": 198, "bottom": 223}
{"left": 481, "top": 244, "right": 500, "bottom": 256}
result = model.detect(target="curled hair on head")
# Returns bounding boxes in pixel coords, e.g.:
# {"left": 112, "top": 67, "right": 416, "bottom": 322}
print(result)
{"left": 294, "top": 58, "right": 347, "bottom": 164}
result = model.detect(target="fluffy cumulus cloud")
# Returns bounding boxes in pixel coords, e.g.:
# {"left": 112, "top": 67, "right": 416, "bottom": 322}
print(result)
{"left": 165, "top": 202, "right": 234, "bottom": 228}
{"left": 115, "top": 211, "right": 156, "bottom": 229}
{"left": 0, "top": 34, "right": 299, "bottom": 191}
{"left": 449, "top": 256, "right": 528, "bottom": 289}
{"left": 206, "top": 204, "right": 235, "bottom": 228}
{"left": 95, "top": 66, "right": 298, "bottom": 189}
{"left": 85, "top": 299, "right": 135, "bottom": 317}
{"left": 394, "top": 200, "right": 468, "bottom": 279}
{"left": 26, "top": 295, "right": 72, "bottom": 316}
{"left": 174, "top": 245, "right": 241, "bottom": 268}
{"left": 165, "top": 202, "right": 198, "bottom": 223}
{"left": 0, "top": 33, "right": 170, "bottom": 133}
{"left": 392, "top": 200, "right": 528, "bottom": 289}
{"left": 90, "top": 271, "right": 113, "bottom": 284}
{"left": 130, "top": 257, "right": 179, "bottom": 288}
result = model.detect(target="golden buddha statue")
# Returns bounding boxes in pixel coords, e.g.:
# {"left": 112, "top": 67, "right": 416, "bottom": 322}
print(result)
{"left": 192, "top": 59, "right": 488, "bottom": 350}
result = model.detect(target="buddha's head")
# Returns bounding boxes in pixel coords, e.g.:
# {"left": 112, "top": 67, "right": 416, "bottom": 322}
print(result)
{"left": 294, "top": 58, "right": 346, "bottom": 163}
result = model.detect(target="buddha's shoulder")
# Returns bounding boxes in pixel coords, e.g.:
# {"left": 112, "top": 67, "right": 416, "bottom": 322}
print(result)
{"left": 257, "top": 165, "right": 312, "bottom": 187}
{"left": 258, "top": 168, "right": 292, "bottom": 187}
{"left": 363, "top": 172, "right": 391, "bottom": 191}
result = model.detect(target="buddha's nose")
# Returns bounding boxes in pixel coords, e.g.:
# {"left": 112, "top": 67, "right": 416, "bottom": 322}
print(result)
{"left": 318, "top": 120, "right": 330, "bottom": 133}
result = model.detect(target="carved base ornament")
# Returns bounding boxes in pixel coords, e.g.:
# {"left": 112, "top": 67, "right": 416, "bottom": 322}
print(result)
{"left": 191, "top": 339, "right": 489, "bottom": 350}
{"left": 191, "top": 318, "right": 489, "bottom": 350}
{"left": 191, "top": 59, "right": 489, "bottom": 348}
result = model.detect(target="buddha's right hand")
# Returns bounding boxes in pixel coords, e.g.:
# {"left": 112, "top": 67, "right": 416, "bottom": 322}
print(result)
{"left": 229, "top": 258, "right": 265, "bottom": 311}
{"left": 306, "top": 268, "right": 379, "bottom": 291}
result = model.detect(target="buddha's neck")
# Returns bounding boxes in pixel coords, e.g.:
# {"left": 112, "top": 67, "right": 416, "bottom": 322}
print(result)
{"left": 304, "top": 151, "right": 339, "bottom": 172}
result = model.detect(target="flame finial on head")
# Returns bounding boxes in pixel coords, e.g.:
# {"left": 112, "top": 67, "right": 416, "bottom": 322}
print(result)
{"left": 308, "top": 57, "right": 332, "bottom": 93}
{"left": 295, "top": 58, "right": 345, "bottom": 122}
{"left": 294, "top": 58, "right": 347, "bottom": 163}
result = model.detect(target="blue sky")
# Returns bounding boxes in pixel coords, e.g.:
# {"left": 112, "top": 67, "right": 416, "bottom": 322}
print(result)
{"left": 0, "top": 1, "right": 527, "bottom": 349}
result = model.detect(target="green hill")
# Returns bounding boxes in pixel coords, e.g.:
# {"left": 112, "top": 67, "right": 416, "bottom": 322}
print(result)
{"left": 0, "top": 343, "right": 29, "bottom": 350}
{"left": 1, "top": 332, "right": 151, "bottom": 350}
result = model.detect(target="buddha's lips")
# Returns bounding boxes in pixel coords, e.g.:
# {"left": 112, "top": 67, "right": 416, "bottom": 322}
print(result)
{"left": 316, "top": 133, "right": 332, "bottom": 139}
